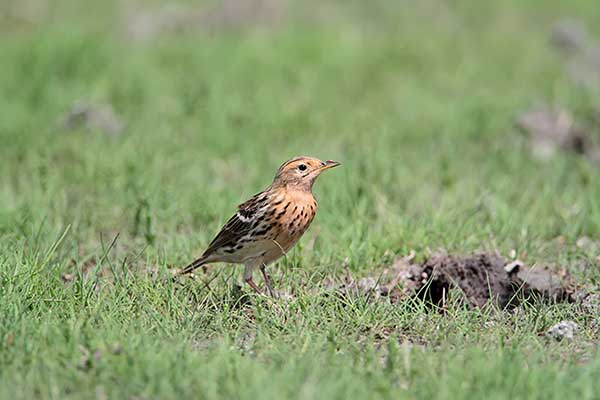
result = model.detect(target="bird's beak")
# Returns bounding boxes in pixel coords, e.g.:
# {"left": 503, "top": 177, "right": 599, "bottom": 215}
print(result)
{"left": 319, "top": 160, "right": 341, "bottom": 171}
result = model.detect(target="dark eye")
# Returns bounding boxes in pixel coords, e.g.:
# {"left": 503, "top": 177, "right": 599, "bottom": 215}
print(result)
{"left": 298, "top": 164, "right": 307, "bottom": 171}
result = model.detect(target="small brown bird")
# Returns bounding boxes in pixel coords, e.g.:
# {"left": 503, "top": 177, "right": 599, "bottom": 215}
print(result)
{"left": 180, "top": 156, "right": 340, "bottom": 296}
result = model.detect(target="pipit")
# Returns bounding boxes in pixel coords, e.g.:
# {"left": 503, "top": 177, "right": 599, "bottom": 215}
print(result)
{"left": 180, "top": 156, "right": 340, "bottom": 296}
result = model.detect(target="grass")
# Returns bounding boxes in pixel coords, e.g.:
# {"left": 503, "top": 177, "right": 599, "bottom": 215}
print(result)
{"left": 1, "top": 0, "right": 600, "bottom": 398}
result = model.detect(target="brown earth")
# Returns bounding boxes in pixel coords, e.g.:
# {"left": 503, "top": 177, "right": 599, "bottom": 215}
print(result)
{"left": 324, "top": 252, "right": 575, "bottom": 309}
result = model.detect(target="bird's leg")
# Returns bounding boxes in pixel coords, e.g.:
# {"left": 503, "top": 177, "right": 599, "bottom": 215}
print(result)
{"left": 243, "top": 264, "right": 263, "bottom": 295}
{"left": 259, "top": 264, "right": 277, "bottom": 298}
{"left": 244, "top": 277, "right": 263, "bottom": 294}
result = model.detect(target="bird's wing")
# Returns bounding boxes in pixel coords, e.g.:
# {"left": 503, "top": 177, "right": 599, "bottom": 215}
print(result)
{"left": 201, "top": 191, "right": 270, "bottom": 257}
{"left": 179, "top": 191, "right": 274, "bottom": 275}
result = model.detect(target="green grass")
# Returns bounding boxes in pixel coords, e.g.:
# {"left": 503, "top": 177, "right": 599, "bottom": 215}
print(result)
{"left": 1, "top": 0, "right": 600, "bottom": 398}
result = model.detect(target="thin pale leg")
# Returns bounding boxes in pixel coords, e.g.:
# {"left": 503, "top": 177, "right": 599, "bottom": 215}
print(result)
{"left": 259, "top": 264, "right": 277, "bottom": 298}
{"left": 243, "top": 263, "right": 263, "bottom": 294}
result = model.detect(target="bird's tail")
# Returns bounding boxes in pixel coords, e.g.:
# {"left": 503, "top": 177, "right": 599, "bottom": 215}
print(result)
{"left": 179, "top": 255, "right": 209, "bottom": 275}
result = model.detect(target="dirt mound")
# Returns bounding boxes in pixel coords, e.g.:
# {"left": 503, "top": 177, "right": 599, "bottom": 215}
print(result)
{"left": 516, "top": 107, "right": 590, "bottom": 161}
{"left": 513, "top": 17, "right": 600, "bottom": 163}
{"left": 61, "top": 101, "right": 123, "bottom": 137}
{"left": 413, "top": 253, "right": 517, "bottom": 308}
{"left": 324, "top": 252, "right": 574, "bottom": 309}
{"left": 550, "top": 17, "right": 600, "bottom": 90}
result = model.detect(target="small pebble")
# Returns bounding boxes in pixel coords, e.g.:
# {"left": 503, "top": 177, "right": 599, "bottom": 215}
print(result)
{"left": 504, "top": 260, "right": 524, "bottom": 273}
{"left": 546, "top": 320, "right": 578, "bottom": 341}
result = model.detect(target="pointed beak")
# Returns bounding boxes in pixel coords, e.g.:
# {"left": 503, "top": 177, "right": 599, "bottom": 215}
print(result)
{"left": 319, "top": 160, "right": 341, "bottom": 171}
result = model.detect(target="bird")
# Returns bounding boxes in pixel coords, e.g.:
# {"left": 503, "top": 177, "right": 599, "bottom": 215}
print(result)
{"left": 179, "top": 156, "right": 340, "bottom": 297}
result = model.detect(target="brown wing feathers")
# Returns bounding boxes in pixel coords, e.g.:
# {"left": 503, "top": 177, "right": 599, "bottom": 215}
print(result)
{"left": 179, "top": 191, "right": 271, "bottom": 275}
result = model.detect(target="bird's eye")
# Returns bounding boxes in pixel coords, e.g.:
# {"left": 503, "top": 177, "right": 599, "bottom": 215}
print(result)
{"left": 298, "top": 164, "right": 307, "bottom": 171}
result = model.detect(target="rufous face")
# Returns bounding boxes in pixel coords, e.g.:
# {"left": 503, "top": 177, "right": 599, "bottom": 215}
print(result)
{"left": 274, "top": 156, "right": 340, "bottom": 188}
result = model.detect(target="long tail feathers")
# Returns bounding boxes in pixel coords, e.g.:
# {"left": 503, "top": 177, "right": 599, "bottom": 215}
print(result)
{"left": 179, "top": 256, "right": 209, "bottom": 275}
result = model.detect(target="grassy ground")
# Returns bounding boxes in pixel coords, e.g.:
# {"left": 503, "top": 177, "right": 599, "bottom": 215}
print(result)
{"left": 1, "top": 0, "right": 600, "bottom": 398}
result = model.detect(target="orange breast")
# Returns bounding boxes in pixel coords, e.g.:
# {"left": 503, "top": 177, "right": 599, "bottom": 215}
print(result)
{"left": 262, "top": 190, "right": 318, "bottom": 262}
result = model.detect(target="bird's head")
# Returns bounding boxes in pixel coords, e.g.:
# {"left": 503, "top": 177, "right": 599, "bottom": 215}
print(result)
{"left": 272, "top": 156, "right": 340, "bottom": 191}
